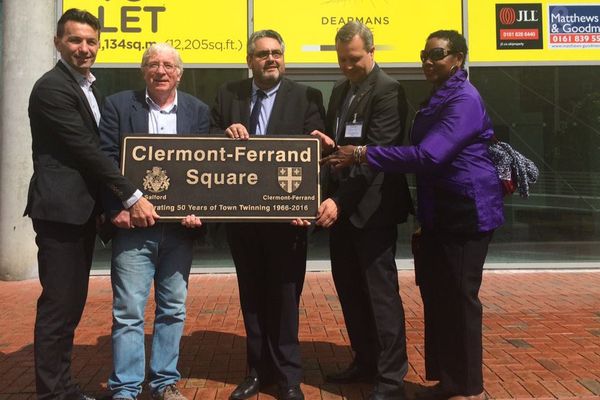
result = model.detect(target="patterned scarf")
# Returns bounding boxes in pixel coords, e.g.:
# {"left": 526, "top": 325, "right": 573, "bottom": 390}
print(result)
{"left": 489, "top": 141, "right": 539, "bottom": 198}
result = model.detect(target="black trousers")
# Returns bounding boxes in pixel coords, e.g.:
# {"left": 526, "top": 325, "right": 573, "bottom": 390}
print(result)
{"left": 226, "top": 223, "right": 307, "bottom": 387}
{"left": 418, "top": 229, "right": 493, "bottom": 396}
{"left": 330, "top": 219, "right": 408, "bottom": 395}
{"left": 32, "top": 218, "right": 96, "bottom": 400}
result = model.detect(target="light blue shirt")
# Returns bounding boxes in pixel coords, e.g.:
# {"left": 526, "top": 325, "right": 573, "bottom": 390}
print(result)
{"left": 122, "top": 91, "right": 180, "bottom": 208}
{"left": 146, "top": 89, "right": 178, "bottom": 135}
{"left": 60, "top": 58, "right": 100, "bottom": 126}
{"left": 251, "top": 80, "right": 281, "bottom": 135}
{"left": 121, "top": 90, "right": 181, "bottom": 209}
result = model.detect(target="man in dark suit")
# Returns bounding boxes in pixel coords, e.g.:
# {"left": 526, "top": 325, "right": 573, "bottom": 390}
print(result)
{"left": 25, "top": 9, "right": 158, "bottom": 400}
{"left": 99, "top": 43, "right": 208, "bottom": 400}
{"left": 210, "top": 30, "right": 325, "bottom": 400}
{"left": 314, "top": 21, "right": 412, "bottom": 400}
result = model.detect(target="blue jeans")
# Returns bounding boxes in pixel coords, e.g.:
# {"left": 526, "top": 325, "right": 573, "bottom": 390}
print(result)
{"left": 108, "top": 224, "right": 194, "bottom": 399}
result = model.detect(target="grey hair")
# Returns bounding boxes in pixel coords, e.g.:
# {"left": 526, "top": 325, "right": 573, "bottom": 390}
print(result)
{"left": 141, "top": 42, "right": 184, "bottom": 74}
{"left": 247, "top": 30, "right": 285, "bottom": 55}
{"left": 335, "top": 21, "right": 374, "bottom": 50}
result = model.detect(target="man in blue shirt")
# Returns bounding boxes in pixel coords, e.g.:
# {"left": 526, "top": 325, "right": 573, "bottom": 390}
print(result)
{"left": 99, "top": 43, "right": 209, "bottom": 400}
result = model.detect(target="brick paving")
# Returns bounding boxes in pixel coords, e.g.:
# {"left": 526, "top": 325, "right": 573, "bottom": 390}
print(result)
{"left": 0, "top": 271, "right": 599, "bottom": 400}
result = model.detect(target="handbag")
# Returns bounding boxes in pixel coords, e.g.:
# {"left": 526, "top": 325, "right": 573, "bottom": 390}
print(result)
{"left": 488, "top": 137, "right": 539, "bottom": 197}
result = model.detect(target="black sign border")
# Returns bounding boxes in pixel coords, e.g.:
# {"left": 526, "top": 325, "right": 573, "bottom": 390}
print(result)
{"left": 120, "top": 135, "right": 321, "bottom": 222}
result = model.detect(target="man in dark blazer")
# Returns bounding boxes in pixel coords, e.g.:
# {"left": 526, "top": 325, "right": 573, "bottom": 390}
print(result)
{"left": 210, "top": 30, "right": 325, "bottom": 400}
{"left": 99, "top": 43, "right": 208, "bottom": 400}
{"left": 314, "top": 21, "right": 412, "bottom": 400}
{"left": 25, "top": 9, "right": 157, "bottom": 400}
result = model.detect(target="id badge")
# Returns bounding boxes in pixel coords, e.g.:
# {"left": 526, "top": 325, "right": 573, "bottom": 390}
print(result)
{"left": 344, "top": 123, "right": 362, "bottom": 138}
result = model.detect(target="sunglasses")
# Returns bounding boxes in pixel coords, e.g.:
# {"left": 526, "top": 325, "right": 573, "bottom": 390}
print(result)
{"left": 420, "top": 48, "right": 457, "bottom": 63}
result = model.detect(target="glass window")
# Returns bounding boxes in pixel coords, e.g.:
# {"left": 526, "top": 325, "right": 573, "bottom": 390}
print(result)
{"left": 93, "top": 68, "right": 246, "bottom": 108}
{"left": 91, "top": 68, "right": 428, "bottom": 269}
{"left": 91, "top": 65, "right": 600, "bottom": 269}
{"left": 471, "top": 66, "right": 600, "bottom": 262}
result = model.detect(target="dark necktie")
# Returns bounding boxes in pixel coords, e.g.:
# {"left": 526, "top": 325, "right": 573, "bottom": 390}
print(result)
{"left": 336, "top": 85, "right": 358, "bottom": 140}
{"left": 249, "top": 90, "right": 267, "bottom": 135}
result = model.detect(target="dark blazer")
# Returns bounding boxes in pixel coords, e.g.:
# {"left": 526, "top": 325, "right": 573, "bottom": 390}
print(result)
{"left": 99, "top": 89, "right": 210, "bottom": 214}
{"left": 210, "top": 77, "right": 325, "bottom": 135}
{"left": 210, "top": 77, "right": 325, "bottom": 385}
{"left": 326, "top": 64, "right": 412, "bottom": 228}
{"left": 25, "top": 62, "right": 137, "bottom": 225}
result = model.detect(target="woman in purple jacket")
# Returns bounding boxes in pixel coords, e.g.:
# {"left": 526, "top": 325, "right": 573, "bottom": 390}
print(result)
{"left": 321, "top": 30, "right": 503, "bottom": 400}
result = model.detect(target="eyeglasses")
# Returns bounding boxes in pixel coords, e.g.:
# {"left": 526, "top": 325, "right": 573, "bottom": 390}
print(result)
{"left": 420, "top": 48, "right": 456, "bottom": 63}
{"left": 144, "top": 62, "right": 178, "bottom": 73}
{"left": 253, "top": 50, "right": 284, "bottom": 60}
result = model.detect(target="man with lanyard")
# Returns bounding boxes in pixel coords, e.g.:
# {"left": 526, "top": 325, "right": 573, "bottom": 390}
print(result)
{"left": 313, "top": 21, "right": 413, "bottom": 400}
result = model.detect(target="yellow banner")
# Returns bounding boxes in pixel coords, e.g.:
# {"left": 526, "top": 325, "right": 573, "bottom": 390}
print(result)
{"left": 253, "top": 0, "right": 463, "bottom": 64}
{"left": 61, "top": 0, "right": 248, "bottom": 65}
{"left": 469, "top": 0, "right": 600, "bottom": 64}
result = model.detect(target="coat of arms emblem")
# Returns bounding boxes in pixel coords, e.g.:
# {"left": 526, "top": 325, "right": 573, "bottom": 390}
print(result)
{"left": 143, "top": 166, "right": 170, "bottom": 193}
{"left": 278, "top": 167, "right": 302, "bottom": 194}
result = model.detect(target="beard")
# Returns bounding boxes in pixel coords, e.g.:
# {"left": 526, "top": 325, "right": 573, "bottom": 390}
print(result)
{"left": 253, "top": 62, "right": 283, "bottom": 88}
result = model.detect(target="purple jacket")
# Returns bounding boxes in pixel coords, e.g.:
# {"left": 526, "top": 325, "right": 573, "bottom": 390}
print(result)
{"left": 366, "top": 69, "right": 504, "bottom": 233}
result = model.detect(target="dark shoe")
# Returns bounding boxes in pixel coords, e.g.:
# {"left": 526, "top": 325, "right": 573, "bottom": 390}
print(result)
{"left": 448, "top": 392, "right": 488, "bottom": 400}
{"left": 368, "top": 389, "right": 406, "bottom": 400}
{"left": 229, "top": 376, "right": 260, "bottom": 400}
{"left": 326, "top": 361, "right": 376, "bottom": 383}
{"left": 278, "top": 385, "right": 304, "bottom": 400}
{"left": 415, "top": 383, "right": 449, "bottom": 400}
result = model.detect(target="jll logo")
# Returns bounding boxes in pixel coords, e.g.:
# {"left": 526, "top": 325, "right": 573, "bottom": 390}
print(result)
{"left": 499, "top": 7, "right": 516, "bottom": 24}
{"left": 499, "top": 7, "right": 539, "bottom": 24}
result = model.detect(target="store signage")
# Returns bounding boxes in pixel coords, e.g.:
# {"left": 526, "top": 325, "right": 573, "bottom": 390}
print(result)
{"left": 62, "top": 0, "right": 600, "bottom": 66}
{"left": 469, "top": 0, "right": 600, "bottom": 64}
{"left": 496, "top": 3, "right": 544, "bottom": 49}
{"left": 549, "top": 5, "right": 600, "bottom": 49}
{"left": 60, "top": 0, "right": 248, "bottom": 65}
{"left": 253, "top": 0, "right": 462, "bottom": 64}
